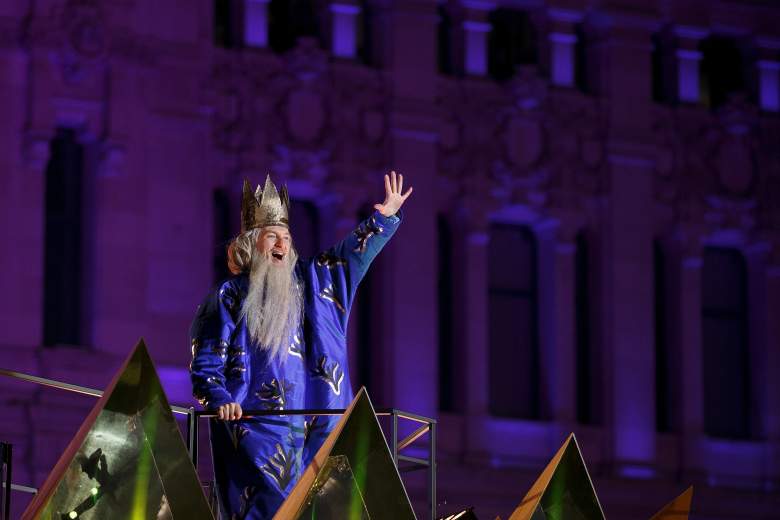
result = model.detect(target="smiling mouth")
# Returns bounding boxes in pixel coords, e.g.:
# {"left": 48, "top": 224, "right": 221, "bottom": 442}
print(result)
{"left": 271, "top": 251, "right": 284, "bottom": 261}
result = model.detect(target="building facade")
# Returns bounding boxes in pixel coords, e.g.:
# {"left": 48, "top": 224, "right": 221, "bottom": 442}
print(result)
{"left": 0, "top": 0, "right": 779, "bottom": 518}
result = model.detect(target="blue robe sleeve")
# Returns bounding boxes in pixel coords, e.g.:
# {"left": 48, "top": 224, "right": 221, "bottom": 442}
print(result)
{"left": 189, "top": 281, "right": 239, "bottom": 409}
{"left": 312, "top": 210, "right": 401, "bottom": 324}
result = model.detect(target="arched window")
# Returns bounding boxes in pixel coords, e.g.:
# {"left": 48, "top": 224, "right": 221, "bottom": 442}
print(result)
{"left": 43, "top": 128, "right": 84, "bottom": 347}
{"left": 488, "top": 224, "right": 539, "bottom": 418}
{"left": 702, "top": 247, "right": 750, "bottom": 439}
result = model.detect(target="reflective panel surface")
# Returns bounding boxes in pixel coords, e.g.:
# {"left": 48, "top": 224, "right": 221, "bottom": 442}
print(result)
{"left": 276, "top": 388, "right": 415, "bottom": 520}
{"left": 297, "top": 455, "right": 370, "bottom": 519}
{"left": 508, "top": 434, "right": 604, "bottom": 520}
{"left": 23, "top": 340, "right": 213, "bottom": 520}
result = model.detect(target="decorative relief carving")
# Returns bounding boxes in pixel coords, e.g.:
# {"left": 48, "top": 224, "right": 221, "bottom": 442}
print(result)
{"left": 206, "top": 37, "right": 387, "bottom": 187}
{"left": 57, "top": 0, "right": 109, "bottom": 84}
{"left": 652, "top": 98, "right": 779, "bottom": 250}
{"left": 23, "top": 135, "right": 51, "bottom": 172}
{"left": 437, "top": 67, "right": 606, "bottom": 218}
{"left": 272, "top": 145, "right": 331, "bottom": 184}
{"left": 285, "top": 89, "right": 327, "bottom": 144}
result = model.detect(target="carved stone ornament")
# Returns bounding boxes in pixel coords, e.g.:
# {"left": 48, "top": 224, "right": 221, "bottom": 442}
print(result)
{"left": 286, "top": 89, "right": 327, "bottom": 144}
{"left": 272, "top": 144, "right": 331, "bottom": 184}
{"left": 504, "top": 117, "right": 544, "bottom": 169}
{"left": 207, "top": 61, "right": 256, "bottom": 153}
{"left": 56, "top": 0, "right": 108, "bottom": 84}
{"left": 286, "top": 37, "right": 328, "bottom": 83}
{"left": 714, "top": 135, "right": 756, "bottom": 196}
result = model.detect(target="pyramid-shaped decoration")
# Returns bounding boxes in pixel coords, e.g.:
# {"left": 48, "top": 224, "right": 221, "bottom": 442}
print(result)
{"left": 649, "top": 486, "right": 693, "bottom": 520}
{"left": 507, "top": 433, "right": 605, "bottom": 520}
{"left": 22, "top": 339, "right": 213, "bottom": 520}
{"left": 274, "top": 387, "right": 416, "bottom": 519}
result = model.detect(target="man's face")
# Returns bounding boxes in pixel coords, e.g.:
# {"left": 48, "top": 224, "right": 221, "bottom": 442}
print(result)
{"left": 256, "top": 225, "right": 292, "bottom": 266}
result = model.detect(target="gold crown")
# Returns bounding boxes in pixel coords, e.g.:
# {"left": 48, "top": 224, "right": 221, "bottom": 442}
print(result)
{"left": 241, "top": 175, "right": 291, "bottom": 232}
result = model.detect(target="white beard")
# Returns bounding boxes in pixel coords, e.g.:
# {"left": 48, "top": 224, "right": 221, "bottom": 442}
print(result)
{"left": 240, "top": 249, "right": 302, "bottom": 362}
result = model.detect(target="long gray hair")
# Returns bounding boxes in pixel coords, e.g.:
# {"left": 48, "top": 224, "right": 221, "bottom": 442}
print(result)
{"left": 226, "top": 229, "right": 303, "bottom": 361}
{"left": 227, "top": 229, "right": 260, "bottom": 275}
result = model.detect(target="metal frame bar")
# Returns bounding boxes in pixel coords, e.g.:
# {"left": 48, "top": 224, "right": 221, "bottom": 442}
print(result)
{"left": 1, "top": 368, "right": 438, "bottom": 519}
{"left": 0, "top": 369, "right": 191, "bottom": 415}
{"left": 1, "top": 442, "right": 11, "bottom": 520}
{"left": 398, "top": 424, "right": 430, "bottom": 451}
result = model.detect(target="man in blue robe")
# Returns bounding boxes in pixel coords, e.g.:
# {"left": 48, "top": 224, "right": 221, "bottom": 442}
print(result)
{"left": 190, "top": 172, "right": 413, "bottom": 519}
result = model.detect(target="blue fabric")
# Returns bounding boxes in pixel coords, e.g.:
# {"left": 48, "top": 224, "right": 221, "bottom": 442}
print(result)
{"left": 190, "top": 210, "right": 401, "bottom": 519}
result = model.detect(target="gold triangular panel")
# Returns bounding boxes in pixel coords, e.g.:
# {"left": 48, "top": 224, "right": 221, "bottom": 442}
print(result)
{"left": 274, "top": 387, "right": 416, "bottom": 519}
{"left": 649, "top": 486, "right": 693, "bottom": 520}
{"left": 22, "top": 339, "right": 213, "bottom": 520}
{"left": 507, "top": 433, "right": 605, "bottom": 520}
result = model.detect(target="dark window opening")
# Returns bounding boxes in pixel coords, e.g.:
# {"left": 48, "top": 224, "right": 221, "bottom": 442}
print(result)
{"left": 702, "top": 247, "right": 750, "bottom": 439}
{"left": 213, "top": 189, "right": 232, "bottom": 283}
{"left": 213, "top": 0, "right": 240, "bottom": 48}
{"left": 269, "top": 0, "right": 322, "bottom": 54}
{"left": 655, "top": 240, "right": 672, "bottom": 432}
{"left": 437, "top": 5, "right": 453, "bottom": 75}
{"left": 43, "top": 128, "right": 84, "bottom": 347}
{"left": 289, "top": 199, "right": 320, "bottom": 260}
{"left": 488, "top": 9, "right": 538, "bottom": 82}
{"left": 700, "top": 36, "right": 747, "bottom": 109}
{"left": 574, "top": 23, "right": 589, "bottom": 93}
{"left": 575, "top": 232, "right": 594, "bottom": 424}
{"left": 356, "top": 0, "right": 374, "bottom": 66}
{"left": 488, "top": 224, "right": 539, "bottom": 419}
{"left": 651, "top": 32, "right": 667, "bottom": 103}
{"left": 438, "top": 215, "right": 455, "bottom": 411}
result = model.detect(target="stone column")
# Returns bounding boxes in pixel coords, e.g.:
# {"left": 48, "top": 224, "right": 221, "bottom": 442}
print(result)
{"left": 452, "top": 206, "right": 490, "bottom": 418}
{"left": 461, "top": 2, "right": 493, "bottom": 76}
{"left": 547, "top": 8, "right": 582, "bottom": 88}
{"left": 605, "top": 154, "right": 657, "bottom": 477}
{"left": 756, "top": 38, "right": 780, "bottom": 112}
{"left": 0, "top": 47, "right": 41, "bottom": 347}
{"left": 757, "top": 60, "right": 779, "bottom": 112}
{"left": 330, "top": 2, "right": 361, "bottom": 59}
{"left": 597, "top": 8, "right": 659, "bottom": 475}
{"left": 383, "top": 0, "right": 439, "bottom": 420}
{"left": 244, "top": 0, "right": 271, "bottom": 48}
{"left": 674, "top": 26, "right": 708, "bottom": 104}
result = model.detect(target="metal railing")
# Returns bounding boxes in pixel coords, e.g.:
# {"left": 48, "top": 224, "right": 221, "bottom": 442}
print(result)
{"left": 0, "top": 368, "right": 436, "bottom": 519}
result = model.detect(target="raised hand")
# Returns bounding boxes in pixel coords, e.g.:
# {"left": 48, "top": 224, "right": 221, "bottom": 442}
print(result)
{"left": 374, "top": 171, "right": 413, "bottom": 217}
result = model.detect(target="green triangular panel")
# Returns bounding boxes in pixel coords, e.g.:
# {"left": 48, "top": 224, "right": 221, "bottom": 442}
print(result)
{"left": 508, "top": 434, "right": 604, "bottom": 520}
{"left": 22, "top": 339, "right": 213, "bottom": 520}
{"left": 537, "top": 439, "right": 604, "bottom": 520}
{"left": 275, "top": 388, "right": 416, "bottom": 519}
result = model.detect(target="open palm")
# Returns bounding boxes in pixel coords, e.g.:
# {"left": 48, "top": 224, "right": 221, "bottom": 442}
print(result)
{"left": 374, "top": 171, "right": 413, "bottom": 217}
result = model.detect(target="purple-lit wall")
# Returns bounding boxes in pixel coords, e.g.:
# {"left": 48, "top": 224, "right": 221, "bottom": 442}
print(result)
{"left": 1, "top": 1, "right": 780, "bottom": 519}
